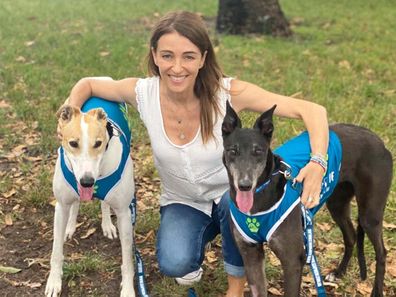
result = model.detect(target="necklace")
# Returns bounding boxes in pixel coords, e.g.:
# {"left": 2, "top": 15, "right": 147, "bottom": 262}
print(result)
{"left": 176, "top": 118, "right": 185, "bottom": 140}
{"left": 162, "top": 93, "right": 199, "bottom": 141}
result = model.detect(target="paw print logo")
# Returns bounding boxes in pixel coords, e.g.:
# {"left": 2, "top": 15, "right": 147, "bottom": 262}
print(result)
{"left": 246, "top": 217, "right": 260, "bottom": 233}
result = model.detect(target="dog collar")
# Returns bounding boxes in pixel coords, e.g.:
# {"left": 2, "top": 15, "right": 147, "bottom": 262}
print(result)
{"left": 255, "top": 159, "right": 292, "bottom": 194}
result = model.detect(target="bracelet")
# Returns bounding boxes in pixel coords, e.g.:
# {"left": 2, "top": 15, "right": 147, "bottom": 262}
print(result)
{"left": 310, "top": 153, "right": 328, "bottom": 173}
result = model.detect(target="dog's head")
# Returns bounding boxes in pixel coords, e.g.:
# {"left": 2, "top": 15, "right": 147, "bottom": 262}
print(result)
{"left": 222, "top": 101, "right": 276, "bottom": 213}
{"left": 57, "top": 105, "right": 110, "bottom": 201}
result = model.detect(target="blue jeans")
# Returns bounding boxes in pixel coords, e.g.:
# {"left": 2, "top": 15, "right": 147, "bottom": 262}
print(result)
{"left": 156, "top": 191, "right": 245, "bottom": 278}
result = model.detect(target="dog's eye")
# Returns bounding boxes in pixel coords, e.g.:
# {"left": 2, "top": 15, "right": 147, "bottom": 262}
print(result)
{"left": 228, "top": 148, "right": 238, "bottom": 156}
{"left": 253, "top": 148, "right": 264, "bottom": 155}
{"left": 69, "top": 141, "right": 79, "bottom": 148}
{"left": 93, "top": 140, "right": 102, "bottom": 148}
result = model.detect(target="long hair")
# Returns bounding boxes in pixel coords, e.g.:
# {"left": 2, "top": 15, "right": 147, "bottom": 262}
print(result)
{"left": 147, "top": 11, "right": 224, "bottom": 143}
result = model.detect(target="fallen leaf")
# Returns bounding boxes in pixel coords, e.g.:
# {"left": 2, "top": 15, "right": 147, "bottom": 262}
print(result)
{"left": 3, "top": 189, "right": 17, "bottom": 198}
{"left": 0, "top": 100, "right": 11, "bottom": 108}
{"left": 80, "top": 227, "right": 96, "bottom": 239}
{"left": 26, "top": 282, "right": 42, "bottom": 288}
{"left": 383, "top": 221, "right": 396, "bottom": 230}
{"left": 205, "top": 250, "right": 217, "bottom": 264}
{"left": 387, "top": 258, "right": 396, "bottom": 277}
{"left": 317, "top": 222, "right": 332, "bottom": 232}
{"left": 5, "top": 214, "right": 13, "bottom": 226}
{"left": 24, "top": 40, "right": 35, "bottom": 47}
{"left": 99, "top": 51, "right": 110, "bottom": 57}
{"left": 0, "top": 265, "right": 22, "bottom": 274}
{"left": 12, "top": 144, "right": 27, "bottom": 156}
{"left": 357, "top": 282, "right": 372, "bottom": 294}
{"left": 338, "top": 60, "right": 351, "bottom": 70}
{"left": 15, "top": 56, "right": 26, "bottom": 62}
{"left": 268, "top": 287, "right": 282, "bottom": 295}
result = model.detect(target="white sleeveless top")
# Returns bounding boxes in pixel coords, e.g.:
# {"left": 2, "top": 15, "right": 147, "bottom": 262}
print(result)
{"left": 135, "top": 76, "right": 233, "bottom": 216}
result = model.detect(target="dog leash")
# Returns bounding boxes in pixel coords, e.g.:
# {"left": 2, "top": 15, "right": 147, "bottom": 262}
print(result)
{"left": 129, "top": 197, "right": 150, "bottom": 297}
{"left": 301, "top": 205, "right": 327, "bottom": 297}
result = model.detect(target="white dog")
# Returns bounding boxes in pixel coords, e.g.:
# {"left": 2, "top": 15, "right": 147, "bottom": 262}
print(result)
{"left": 45, "top": 98, "right": 135, "bottom": 297}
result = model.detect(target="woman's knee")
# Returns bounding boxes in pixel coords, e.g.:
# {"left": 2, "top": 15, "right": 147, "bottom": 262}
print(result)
{"left": 157, "top": 248, "right": 197, "bottom": 277}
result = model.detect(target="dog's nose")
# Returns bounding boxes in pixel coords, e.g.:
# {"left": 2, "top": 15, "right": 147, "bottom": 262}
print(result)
{"left": 80, "top": 176, "right": 95, "bottom": 188}
{"left": 238, "top": 179, "right": 252, "bottom": 191}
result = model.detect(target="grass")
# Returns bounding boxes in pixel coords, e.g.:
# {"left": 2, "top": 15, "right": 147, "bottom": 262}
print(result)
{"left": 0, "top": 0, "right": 395, "bottom": 296}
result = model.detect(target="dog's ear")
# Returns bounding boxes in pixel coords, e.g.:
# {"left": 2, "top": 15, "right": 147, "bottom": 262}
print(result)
{"left": 56, "top": 105, "right": 80, "bottom": 124}
{"left": 254, "top": 105, "right": 276, "bottom": 138}
{"left": 87, "top": 108, "right": 108, "bottom": 123}
{"left": 222, "top": 101, "right": 241, "bottom": 136}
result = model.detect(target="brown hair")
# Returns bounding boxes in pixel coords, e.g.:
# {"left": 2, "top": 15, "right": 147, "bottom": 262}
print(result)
{"left": 147, "top": 11, "right": 224, "bottom": 143}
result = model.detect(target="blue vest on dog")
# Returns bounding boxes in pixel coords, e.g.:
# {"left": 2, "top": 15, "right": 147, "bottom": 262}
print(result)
{"left": 59, "top": 97, "right": 131, "bottom": 201}
{"left": 229, "top": 130, "right": 342, "bottom": 243}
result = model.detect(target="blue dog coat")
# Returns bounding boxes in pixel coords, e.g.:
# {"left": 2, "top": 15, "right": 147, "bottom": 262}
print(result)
{"left": 230, "top": 130, "right": 342, "bottom": 243}
{"left": 59, "top": 97, "right": 131, "bottom": 201}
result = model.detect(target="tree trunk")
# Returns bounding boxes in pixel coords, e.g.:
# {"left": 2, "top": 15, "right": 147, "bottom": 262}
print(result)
{"left": 216, "top": 0, "right": 292, "bottom": 37}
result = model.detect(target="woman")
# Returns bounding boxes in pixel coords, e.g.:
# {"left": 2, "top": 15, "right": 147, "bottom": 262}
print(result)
{"left": 64, "top": 11, "right": 328, "bottom": 297}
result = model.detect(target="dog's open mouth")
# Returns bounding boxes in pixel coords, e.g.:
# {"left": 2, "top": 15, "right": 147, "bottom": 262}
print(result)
{"left": 78, "top": 184, "right": 94, "bottom": 201}
{"left": 236, "top": 190, "right": 254, "bottom": 213}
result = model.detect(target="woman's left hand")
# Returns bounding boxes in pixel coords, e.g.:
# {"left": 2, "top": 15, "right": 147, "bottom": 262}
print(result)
{"left": 295, "top": 162, "right": 325, "bottom": 209}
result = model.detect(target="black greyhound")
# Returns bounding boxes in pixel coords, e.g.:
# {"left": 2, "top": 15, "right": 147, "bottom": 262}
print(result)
{"left": 221, "top": 102, "right": 392, "bottom": 297}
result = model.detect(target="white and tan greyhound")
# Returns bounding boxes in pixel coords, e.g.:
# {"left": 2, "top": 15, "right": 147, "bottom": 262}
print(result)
{"left": 45, "top": 97, "right": 136, "bottom": 297}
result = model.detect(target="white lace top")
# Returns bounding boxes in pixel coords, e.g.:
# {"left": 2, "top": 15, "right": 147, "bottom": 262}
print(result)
{"left": 135, "top": 76, "right": 233, "bottom": 216}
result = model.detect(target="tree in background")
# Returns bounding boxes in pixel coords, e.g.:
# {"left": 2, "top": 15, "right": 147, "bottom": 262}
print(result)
{"left": 216, "top": 0, "right": 292, "bottom": 37}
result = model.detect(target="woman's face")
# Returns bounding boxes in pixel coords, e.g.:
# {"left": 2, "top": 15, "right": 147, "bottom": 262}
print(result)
{"left": 152, "top": 31, "right": 206, "bottom": 95}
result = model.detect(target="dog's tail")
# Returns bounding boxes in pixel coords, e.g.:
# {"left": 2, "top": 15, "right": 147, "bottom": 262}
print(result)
{"left": 356, "top": 222, "right": 367, "bottom": 280}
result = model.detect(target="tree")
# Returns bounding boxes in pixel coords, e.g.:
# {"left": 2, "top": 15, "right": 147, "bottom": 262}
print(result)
{"left": 216, "top": 0, "right": 292, "bottom": 37}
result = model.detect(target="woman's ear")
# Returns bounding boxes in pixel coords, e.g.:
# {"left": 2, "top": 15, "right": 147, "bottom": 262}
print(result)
{"left": 199, "top": 50, "right": 207, "bottom": 69}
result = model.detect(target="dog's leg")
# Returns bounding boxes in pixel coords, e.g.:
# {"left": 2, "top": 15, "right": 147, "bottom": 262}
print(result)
{"left": 269, "top": 207, "right": 305, "bottom": 297}
{"left": 356, "top": 192, "right": 388, "bottom": 297}
{"left": 45, "top": 201, "right": 72, "bottom": 297}
{"left": 325, "top": 182, "right": 356, "bottom": 280}
{"left": 64, "top": 200, "right": 80, "bottom": 241}
{"left": 113, "top": 206, "right": 135, "bottom": 297}
{"left": 101, "top": 201, "right": 117, "bottom": 239}
{"left": 232, "top": 227, "right": 267, "bottom": 297}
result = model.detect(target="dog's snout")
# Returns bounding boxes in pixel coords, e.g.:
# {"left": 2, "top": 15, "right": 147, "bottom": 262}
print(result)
{"left": 238, "top": 179, "right": 252, "bottom": 191}
{"left": 80, "top": 175, "right": 95, "bottom": 187}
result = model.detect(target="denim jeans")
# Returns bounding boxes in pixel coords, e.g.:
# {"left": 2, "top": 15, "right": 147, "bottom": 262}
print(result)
{"left": 156, "top": 191, "right": 245, "bottom": 278}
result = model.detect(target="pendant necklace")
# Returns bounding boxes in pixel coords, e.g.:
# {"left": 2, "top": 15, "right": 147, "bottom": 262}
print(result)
{"left": 177, "top": 118, "right": 186, "bottom": 140}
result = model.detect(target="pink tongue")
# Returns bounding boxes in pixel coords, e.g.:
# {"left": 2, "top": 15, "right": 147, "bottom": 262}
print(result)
{"left": 236, "top": 190, "right": 254, "bottom": 213}
{"left": 78, "top": 184, "right": 94, "bottom": 201}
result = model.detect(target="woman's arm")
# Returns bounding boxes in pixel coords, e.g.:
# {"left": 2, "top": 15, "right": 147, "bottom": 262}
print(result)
{"left": 230, "top": 79, "right": 329, "bottom": 208}
{"left": 67, "top": 77, "right": 140, "bottom": 108}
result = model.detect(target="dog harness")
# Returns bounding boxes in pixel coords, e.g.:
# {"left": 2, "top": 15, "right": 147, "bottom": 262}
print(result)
{"left": 229, "top": 130, "right": 342, "bottom": 297}
{"left": 59, "top": 97, "right": 131, "bottom": 200}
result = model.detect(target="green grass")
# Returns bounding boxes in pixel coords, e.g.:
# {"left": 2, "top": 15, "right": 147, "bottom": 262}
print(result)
{"left": 1, "top": 0, "right": 395, "bottom": 295}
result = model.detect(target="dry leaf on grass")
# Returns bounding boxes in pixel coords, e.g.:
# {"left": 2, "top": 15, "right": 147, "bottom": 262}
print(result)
{"left": 205, "top": 250, "right": 217, "bottom": 264}
{"left": 0, "top": 265, "right": 21, "bottom": 274}
{"left": 383, "top": 221, "right": 396, "bottom": 230}
{"left": 80, "top": 227, "right": 96, "bottom": 239}
{"left": 357, "top": 282, "right": 372, "bottom": 294}
{"left": 268, "top": 287, "right": 283, "bottom": 295}
{"left": 5, "top": 214, "right": 13, "bottom": 226}
{"left": 3, "top": 189, "right": 17, "bottom": 199}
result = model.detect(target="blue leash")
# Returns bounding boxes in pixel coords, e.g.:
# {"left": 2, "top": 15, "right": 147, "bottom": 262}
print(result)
{"left": 129, "top": 197, "right": 150, "bottom": 297}
{"left": 130, "top": 197, "right": 198, "bottom": 297}
{"left": 301, "top": 204, "right": 327, "bottom": 297}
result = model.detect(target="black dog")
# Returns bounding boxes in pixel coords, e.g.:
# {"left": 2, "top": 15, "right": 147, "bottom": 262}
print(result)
{"left": 221, "top": 102, "right": 392, "bottom": 297}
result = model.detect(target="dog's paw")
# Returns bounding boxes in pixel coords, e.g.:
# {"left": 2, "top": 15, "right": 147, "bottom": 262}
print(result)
{"left": 45, "top": 274, "right": 62, "bottom": 297}
{"left": 64, "top": 225, "right": 76, "bottom": 241}
{"left": 102, "top": 220, "right": 117, "bottom": 239}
